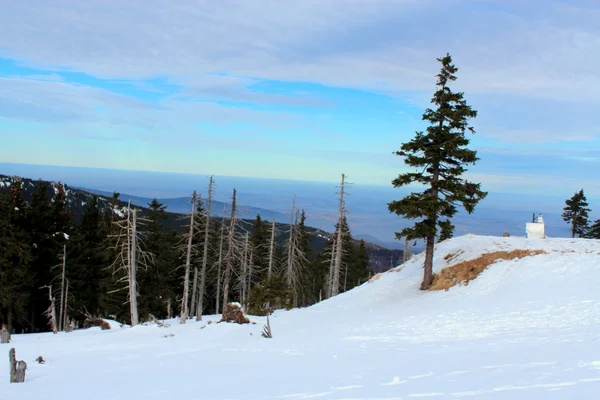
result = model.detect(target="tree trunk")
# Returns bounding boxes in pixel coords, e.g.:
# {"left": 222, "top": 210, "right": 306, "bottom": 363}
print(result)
{"left": 190, "top": 266, "right": 199, "bottom": 317}
{"left": 180, "top": 191, "right": 197, "bottom": 324}
{"left": 247, "top": 249, "right": 253, "bottom": 308}
{"left": 286, "top": 195, "right": 296, "bottom": 286}
{"left": 9, "top": 348, "right": 26, "bottom": 383}
{"left": 196, "top": 176, "right": 214, "bottom": 321}
{"left": 240, "top": 233, "right": 249, "bottom": 306}
{"left": 420, "top": 235, "right": 435, "bottom": 290}
{"left": 130, "top": 209, "right": 139, "bottom": 326}
{"left": 58, "top": 244, "right": 66, "bottom": 331}
{"left": 331, "top": 174, "right": 346, "bottom": 297}
{"left": 215, "top": 216, "right": 225, "bottom": 315}
{"left": 62, "top": 279, "right": 69, "bottom": 331}
{"left": 222, "top": 189, "right": 237, "bottom": 313}
{"left": 6, "top": 308, "right": 12, "bottom": 333}
{"left": 421, "top": 163, "right": 439, "bottom": 290}
{"left": 268, "top": 219, "right": 276, "bottom": 278}
{"left": 42, "top": 285, "right": 58, "bottom": 334}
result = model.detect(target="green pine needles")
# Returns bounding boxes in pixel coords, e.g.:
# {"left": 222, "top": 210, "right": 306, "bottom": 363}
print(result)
{"left": 388, "top": 53, "right": 487, "bottom": 290}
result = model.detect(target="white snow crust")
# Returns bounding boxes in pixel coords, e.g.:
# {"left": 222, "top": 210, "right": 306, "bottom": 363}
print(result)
{"left": 2, "top": 235, "right": 599, "bottom": 399}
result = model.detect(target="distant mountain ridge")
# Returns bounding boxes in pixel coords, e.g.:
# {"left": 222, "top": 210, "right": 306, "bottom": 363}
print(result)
{"left": 77, "top": 187, "right": 289, "bottom": 223}
{"left": 1, "top": 174, "right": 403, "bottom": 271}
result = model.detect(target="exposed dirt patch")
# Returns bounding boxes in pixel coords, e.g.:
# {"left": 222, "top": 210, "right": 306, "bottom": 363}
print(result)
{"left": 431, "top": 249, "right": 547, "bottom": 291}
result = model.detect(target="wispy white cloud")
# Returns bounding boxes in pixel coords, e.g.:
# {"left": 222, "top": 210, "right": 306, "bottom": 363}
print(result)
{"left": 1, "top": 0, "right": 598, "bottom": 101}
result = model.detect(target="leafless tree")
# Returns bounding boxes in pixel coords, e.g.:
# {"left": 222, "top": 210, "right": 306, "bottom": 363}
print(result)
{"left": 190, "top": 193, "right": 201, "bottom": 318}
{"left": 58, "top": 244, "right": 66, "bottom": 331}
{"left": 196, "top": 176, "right": 215, "bottom": 321}
{"left": 214, "top": 209, "right": 226, "bottom": 315}
{"left": 330, "top": 174, "right": 349, "bottom": 297}
{"left": 284, "top": 197, "right": 308, "bottom": 303}
{"left": 221, "top": 189, "right": 238, "bottom": 312}
{"left": 40, "top": 285, "right": 58, "bottom": 334}
{"left": 180, "top": 191, "right": 198, "bottom": 324}
{"left": 240, "top": 232, "right": 249, "bottom": 306}
{"left": 267, "top": 218, "right": 276, "bottom": 278}
{"left": 109, "top": 203, "right": 154, "bottom": 326}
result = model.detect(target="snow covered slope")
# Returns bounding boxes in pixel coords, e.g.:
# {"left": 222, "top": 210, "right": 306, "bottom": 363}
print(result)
{"left": 2, "top": 235, "right": 599, "bottom": 399}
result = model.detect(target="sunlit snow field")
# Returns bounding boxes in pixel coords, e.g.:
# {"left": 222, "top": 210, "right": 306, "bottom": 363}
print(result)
{"left": 2, "top": 235, "right": 599, "bottom": 399}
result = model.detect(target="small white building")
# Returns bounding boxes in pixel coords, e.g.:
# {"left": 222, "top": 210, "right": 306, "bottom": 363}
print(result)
{"left": 526, "top": 215, "right": 545, "bottom": 239}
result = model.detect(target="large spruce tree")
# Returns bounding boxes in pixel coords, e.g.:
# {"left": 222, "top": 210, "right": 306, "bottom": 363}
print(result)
{"left": 562, "top": 189, "right": 590, "bottom": 238}
{"left": 139, "top": 199, "right": 178, "bottom": 319}
{"left": 0, "top": 187, "right": 32, "bottom": 331}
{"left": 388, "top": 53, "right": 487, "bottom": 290}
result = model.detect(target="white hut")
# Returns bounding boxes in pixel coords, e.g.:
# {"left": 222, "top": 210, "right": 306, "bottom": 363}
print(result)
{"left": 526, "top": 215, "right": 545, "bottom": 239}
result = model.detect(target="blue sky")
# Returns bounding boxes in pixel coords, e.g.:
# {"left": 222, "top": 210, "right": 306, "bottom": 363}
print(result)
{"left": 0, "top": 0, "right": 599, "bottom": 200}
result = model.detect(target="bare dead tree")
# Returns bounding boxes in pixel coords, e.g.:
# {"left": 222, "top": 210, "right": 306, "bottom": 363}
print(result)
{"left": 240, "top": 232, "right": 249, "bottom": 307}
{"left": 58, "top": 244, "right": 66, "bottom": 331}
{"left": 221, "top": 189, "right": 238, "bottom": 312}
{"left": 331, "top": 174, "right": 350, "bottom": 297}
{"left": 268, "top": 218, "right": 276, "bottom": 278}
{"left": 180, "top": 191, "right": 198, "bottom": 324}
{"left": 40, "top": 285, "right": 58, "bottom": 334}
{"left": 284, "top": 198, "right": 308, "bottom": 301}
{"left": 246, "top": 247, "right": 254, "bottom": 309}
{"left": 214, "top": 208, "right": 226, "bottom": 315}
{"left": 109, "top": 204, "right": 154, "bottom": 326}
{"left": 62, "top": 278, "right": 70, "bottom": 331}
{"left": 286, "top": 195, "right": 296, "bottom": 285}
{"left": 196, "top": 176, "right": 215, "bottom": 321}
{"left": 190, "top": 193, "right": 201, "bottom": 318}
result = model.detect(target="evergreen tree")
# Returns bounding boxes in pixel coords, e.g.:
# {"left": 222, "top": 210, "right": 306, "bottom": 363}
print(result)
{"left": 69, "top": 196, "right": 109, "bottom": 318}
{"left": 388, "top": 54, "right": 487, "bottom": 290}
{"left": 28, "top": 181, "right": 58, "bottom": 331}
{"left": 250, "top": 214, "right": 270, "bottom": 282}
{"left": 51, "top": 183, "right": 73, "bottom": 241}
{"left": 138, "top": 199, "right": 178, "bottom": 319}
{"left": 248, "top": 273, "right": 294, "bottom": 316}
{"left": 587, "top": 219, "right": 600, "bottom": 239}
{"left": 346, "top": 240, "right": 370, "bottom": 288}
{"left": 297, "top": 210, "right": 312, "bottom": 260}
{"left": 0, "top": 188, "right": 32, "bottom": 331}
{"left": 562, "top": 189, "right": 590, "bottom": 238}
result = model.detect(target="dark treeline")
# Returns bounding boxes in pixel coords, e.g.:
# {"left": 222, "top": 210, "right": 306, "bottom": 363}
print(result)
{"left": 0, "top": 177, "right": 373, "bottom": 333}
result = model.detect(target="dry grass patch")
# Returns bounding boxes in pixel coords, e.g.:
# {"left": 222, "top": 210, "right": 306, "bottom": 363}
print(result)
{"left": 443, "top": 250, "right": 464, "bottom": 264}
{"left": 430, "top": 249, "right": 547, "bottom": 291}
{"left": 368, "top": 273, "right": 383, "bottom": 283}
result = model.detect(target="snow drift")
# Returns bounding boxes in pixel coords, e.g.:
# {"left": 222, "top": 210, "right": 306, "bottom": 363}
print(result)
{"left": 2, "top": 235, "right": 599, "bottom": 399}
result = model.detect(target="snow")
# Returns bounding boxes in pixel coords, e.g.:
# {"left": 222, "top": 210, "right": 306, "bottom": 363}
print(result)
{"left": 2, "top": 235, "right": 600, "bottom": 399}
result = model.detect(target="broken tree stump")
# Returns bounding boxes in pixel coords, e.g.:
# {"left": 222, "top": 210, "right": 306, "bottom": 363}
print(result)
{"left": 0, "top": 326, "right": 10, "bottom": 344}
{"left": 220, "top": 302, "right": 250, "bottom": 324}
{"left": 9, "top": 348, "right": 26, "bottom": 383}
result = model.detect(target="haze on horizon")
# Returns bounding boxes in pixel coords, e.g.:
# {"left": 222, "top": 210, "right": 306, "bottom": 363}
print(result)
{"left": 1, "top": 1, "right": 599, "bottom": 200}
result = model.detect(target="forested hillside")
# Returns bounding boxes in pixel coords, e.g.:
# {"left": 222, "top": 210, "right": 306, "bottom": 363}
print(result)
{"left": 0, "top": 175, "right": 401, "bottom": 333}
